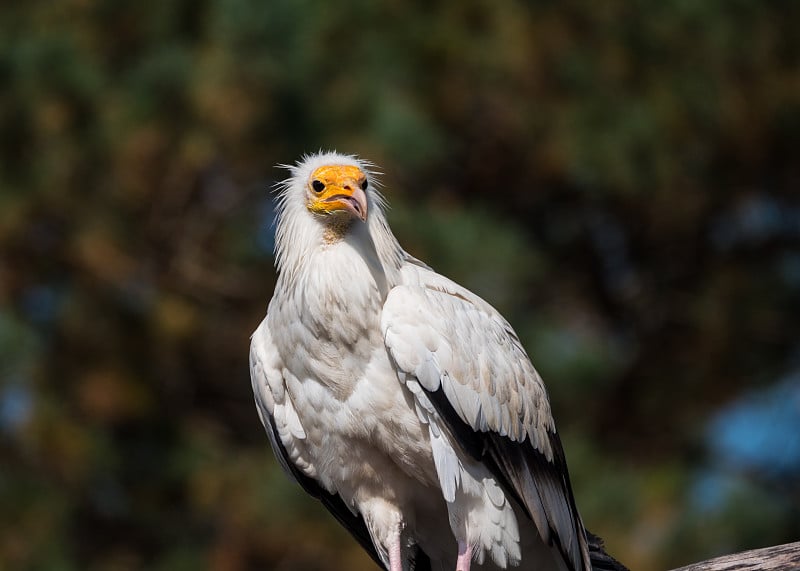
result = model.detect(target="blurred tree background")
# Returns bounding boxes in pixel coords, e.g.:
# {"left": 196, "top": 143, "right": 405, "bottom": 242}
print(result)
{"left": 1, "top": 0, "right": 799, "bottom": 569}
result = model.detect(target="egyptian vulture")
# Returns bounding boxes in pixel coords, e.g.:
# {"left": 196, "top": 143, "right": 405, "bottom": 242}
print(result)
{"left": 250, "top": 152, "right": 625, "bottom": 571}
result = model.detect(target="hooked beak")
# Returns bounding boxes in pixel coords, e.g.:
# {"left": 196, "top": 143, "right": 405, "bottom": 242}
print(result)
{"left": 319, "top": 186, "right": 368, "bottom": 221}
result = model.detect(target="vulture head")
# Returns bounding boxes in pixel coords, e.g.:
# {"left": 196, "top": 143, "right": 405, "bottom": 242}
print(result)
{"left": 305, "top": 163, "right": 369, "bottom": 222}
{"left": 273, "top": 153, "right": 399, "bottom": 279}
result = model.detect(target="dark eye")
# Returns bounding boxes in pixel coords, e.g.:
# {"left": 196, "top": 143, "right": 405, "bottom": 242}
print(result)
{"left": 360, "top": 178, "right": 368, "bottom": 190}
{"left": 311, "top": 180, "right": 325, "bottom": 193}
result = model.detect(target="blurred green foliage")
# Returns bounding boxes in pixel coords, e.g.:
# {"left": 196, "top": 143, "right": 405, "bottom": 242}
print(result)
{"left": 1, "top": 1, "right": 799, "bottom": 570}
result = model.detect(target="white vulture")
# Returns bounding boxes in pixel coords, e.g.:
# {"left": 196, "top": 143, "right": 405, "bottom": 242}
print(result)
{"left": 250, "top": 152, "right": 626, "bottom": 571}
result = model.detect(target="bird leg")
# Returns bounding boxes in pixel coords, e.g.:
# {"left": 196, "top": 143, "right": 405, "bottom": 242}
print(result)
{"left": 388, "top": 527, "right": 403, "bottom": 571}
{"left": 456, "top": 540, "right": 472, "bottom": 571}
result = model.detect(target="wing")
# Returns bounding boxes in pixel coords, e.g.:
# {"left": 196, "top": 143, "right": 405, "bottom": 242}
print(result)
{"left": 249, "top": 318, "right": 387, "bottom": 569}
{"left": 381, "top": 265, "right": 591, "bottom": 571}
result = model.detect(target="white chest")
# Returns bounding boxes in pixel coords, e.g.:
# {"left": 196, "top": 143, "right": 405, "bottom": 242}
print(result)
{"left": 268, "top": 246, "right": 438, "bottom": 494}
{"left": 271, "top": 246, "right": 384, "bottom": 393}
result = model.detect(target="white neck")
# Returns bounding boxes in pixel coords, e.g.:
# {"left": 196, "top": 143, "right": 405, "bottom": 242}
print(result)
{"left": 273, "top": 186, "right": 405, "bottom": 298}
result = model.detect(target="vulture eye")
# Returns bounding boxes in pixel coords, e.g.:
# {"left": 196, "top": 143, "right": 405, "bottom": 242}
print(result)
{"left": 311, "top": 180, "right": 325, "bottom": 193}
{"left": 360, "top": 178, "right": 368, "bottom": 190}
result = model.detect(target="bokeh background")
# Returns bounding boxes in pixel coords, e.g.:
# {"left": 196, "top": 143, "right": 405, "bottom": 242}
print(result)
{"left": 1, "top": 1, "right": 799, "bottom": 569}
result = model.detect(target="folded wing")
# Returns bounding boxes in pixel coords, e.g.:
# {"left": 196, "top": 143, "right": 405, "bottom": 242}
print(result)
{"left": 382, "top": 266, "right": 591, "bottom": 571}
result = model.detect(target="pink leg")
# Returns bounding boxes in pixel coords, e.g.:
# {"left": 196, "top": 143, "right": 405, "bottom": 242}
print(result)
{"left": 388, "top": 528, "right": 403, "bottom": 571}
{"left": 456, "top": 540, "right": 472, "bottom": 571}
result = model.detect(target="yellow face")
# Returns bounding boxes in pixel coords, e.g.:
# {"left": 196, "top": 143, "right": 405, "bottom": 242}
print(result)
{"left": 306, "top": 164, "right": 369, "bottom": 222}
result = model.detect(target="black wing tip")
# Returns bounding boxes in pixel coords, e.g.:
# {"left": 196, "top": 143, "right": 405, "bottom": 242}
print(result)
{"left": 421, "top": 384, "right": 629, "bottom": 571}
{"left": 587, "top": 530, "right": 630, "bottom": 571}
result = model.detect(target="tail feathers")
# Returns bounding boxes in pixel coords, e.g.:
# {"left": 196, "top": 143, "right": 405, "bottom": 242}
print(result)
{"left": 587, "top": 530, "right": 629, "bottom": 571}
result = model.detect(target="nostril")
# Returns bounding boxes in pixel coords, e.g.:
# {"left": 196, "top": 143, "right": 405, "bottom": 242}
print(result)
{"left": 343, "top": 185, "right": 352, "bottom": 190}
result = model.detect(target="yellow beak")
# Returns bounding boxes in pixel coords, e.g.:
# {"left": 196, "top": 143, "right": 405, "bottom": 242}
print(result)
{"left": 307, "top": 165, "right": 369, "bottom": 222}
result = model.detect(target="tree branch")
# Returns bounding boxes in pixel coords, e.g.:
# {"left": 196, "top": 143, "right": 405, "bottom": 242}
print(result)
{"left": 672, "top": 541, "right": 800, "bottom": 571}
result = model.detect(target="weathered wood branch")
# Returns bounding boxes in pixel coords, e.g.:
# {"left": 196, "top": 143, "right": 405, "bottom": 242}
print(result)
{"left": 671, "top": 541, "right": 800, "bottom": 571}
